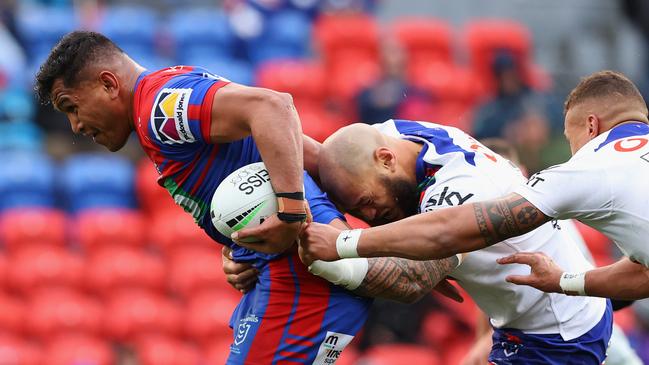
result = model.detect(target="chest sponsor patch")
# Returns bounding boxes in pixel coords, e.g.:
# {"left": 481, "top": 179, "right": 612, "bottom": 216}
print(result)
{"left": 312, "top": 331, "right": 354, "bottom": 365}
{"left": 151, "top": 88, "right": 195, "bottom": 144}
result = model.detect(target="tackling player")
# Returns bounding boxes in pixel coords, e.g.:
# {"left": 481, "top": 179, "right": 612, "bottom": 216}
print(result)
{"left": 258, "top": 120, "right": 612, "bottom": 364}
{"left": 300, "top": 71, "right": 649, "bottom": 301}
{"left": 34, "top": 31, "right": 458, "bottom": 364}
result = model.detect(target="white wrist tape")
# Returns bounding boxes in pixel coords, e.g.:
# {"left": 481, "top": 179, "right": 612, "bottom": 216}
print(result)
{"left": 336, "top": 229, "right": 362, "bottom": 259}
{"left": 559, "top": 272, "right": 587, "bottom": 296}
{"left": 308, "top": 258, "right": 369, "bottom": 290}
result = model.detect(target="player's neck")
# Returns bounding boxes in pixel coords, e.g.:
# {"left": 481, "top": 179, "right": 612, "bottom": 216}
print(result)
{"left": 122, "top": 63, "right": 147, "bottom": 131}
{"left": 393, "top": 139, "right": 423, "bottom": 183}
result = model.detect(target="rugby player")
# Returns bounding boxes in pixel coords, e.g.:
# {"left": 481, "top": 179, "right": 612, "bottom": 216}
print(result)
{"left": 300, "top": 71, "right": 649, "bottom": 301}
{"left": 35, "top": 31, "right": 457, "bottom": 364}
{"left": 282, "top": 120, "right": 612, "bottom": 363}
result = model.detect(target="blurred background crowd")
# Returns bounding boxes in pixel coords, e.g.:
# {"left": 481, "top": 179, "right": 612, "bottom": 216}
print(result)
{"left": 2, "top": 0, "right": 649, "bottom": 364}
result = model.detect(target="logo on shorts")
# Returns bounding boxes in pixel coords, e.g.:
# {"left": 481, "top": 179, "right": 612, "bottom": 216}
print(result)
{"left": 313, "top": 331, "right": 354, "bottom": 365}
{"left": 234, "top": 314, "right": 258, "bottom": 346}
{"left": 151, "top": 88, "right": 195, "bottom": 144}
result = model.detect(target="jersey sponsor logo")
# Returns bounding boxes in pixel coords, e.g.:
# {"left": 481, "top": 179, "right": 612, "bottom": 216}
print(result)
{"left": 594, "top": 122, "right": 649, "bottom": 152}
{"left": 312, "top": 331, "right": 354, "bottom": 365}
{"left": 151, "top": 88, "right": 195, "bottom": 144}
{"left": 423, "top": 186, "right": 474, "bottom": 211}
{"left": 613, "top": 137, "right": 648, "bottom": 152}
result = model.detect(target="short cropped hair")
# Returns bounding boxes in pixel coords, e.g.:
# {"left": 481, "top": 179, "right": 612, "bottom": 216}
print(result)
{"left": 35, "top": 31, "right": 123, "bottom": 104}
{"left": 564, "top": 70, "right": 646, "bottom": 113}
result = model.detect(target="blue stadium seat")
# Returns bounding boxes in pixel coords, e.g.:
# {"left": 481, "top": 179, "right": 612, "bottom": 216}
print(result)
{"left": 186, "top": 57, "right": 254, "bottom": 86}
{"left": 60, "top": 153, "right": 135, "bottom": 212}
{"left": 15, "top": 5, "right": 77, "bottom": 59}
{"left": 169, "top": 8, "right": 234, "bottom": 64}
{"left": 0, "top": 151, "right": 55, "bottom": 211}
{"left": 246, "top": 10, "right": 312, "bottom": 64}
{"left": 0, "top": 88, "right": 36, "bottom": 122}
{"left": 0, "top": 121, "right": 43, "bottom": 152}
{"left": 100, "top": 5, "right": 158, "bottom": 59}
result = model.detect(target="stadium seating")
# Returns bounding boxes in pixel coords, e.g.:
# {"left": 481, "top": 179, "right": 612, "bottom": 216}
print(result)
{"left": 0, "top": 293, "right": 26, "bottom": 335}
{"left": 167, "top": 246, "right": 230, "bottom": 298}
{"left": 255, "top": 60, "right": 327, "bottom": 107}
{"left": 15, "top": 5, "right": 78, "bottom": 61}
{"left": 357, "top": 344, "right": 441, "bottom": 365}
{"left": 60, "top": 153, "right": 135, "bottom": 212}
{"left": 392, "top": 18, "right": 454, "bottom": 76}
{"left": 104, "top": 288, "right": 183, "bottom": 342}
{"left": 184, "top": 288, "right": 241, "bottom": 346}
{"left": 99, "top": 5, "right": 159, "bottom": 59}
{"left": 7, "top": 245, "right": 84, "bottom": 294}
{"left": 0, "top": 152, "right": 55, "bottom": 211}
{"left": 84, "top": 245, "right": 166, "bottom": 295}
{"left": 25, "top": 288, "right": 103, "bottom": 339}
{"left": 246, "top": 10, "right": 312, "bottom": 64}
{"left": 74, "top": 209, "right": 146, "bottom": 251}
{"left": 148, "top": 210, "right": 213, "bottom": 255}
{"left": 43, "top": 334, "right": 114, "bottom": 365}
{"left": 135, "top": 334, "right": 201, "bottom": 365}
{"left": 169, "top": 7, "right": 235, "bottom": 64}
{"left": 0, "top": 208, "right": 66, "bottom": 251}
{"left": 135, "top": 159, "right": 180, "bottom": 216}
{"left": 0, "top": 334, "right": 42, "bottom": 365}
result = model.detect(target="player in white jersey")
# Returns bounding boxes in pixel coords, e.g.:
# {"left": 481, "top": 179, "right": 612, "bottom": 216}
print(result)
{"left": 300, "top": 70, "right": 649, "bottom": 301}
{"left": 292, "top": 120, "right": 612, "bottom": 364}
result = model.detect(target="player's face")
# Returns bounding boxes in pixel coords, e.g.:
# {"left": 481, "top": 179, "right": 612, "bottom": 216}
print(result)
{"left": 50, "top": 78, "right": 132, "bottom": 152}
{"left": 563, "top": 107, "right": 591, "bottom": 155}
{"left": 330, "top": 172, "right": 419, "bottom": 226}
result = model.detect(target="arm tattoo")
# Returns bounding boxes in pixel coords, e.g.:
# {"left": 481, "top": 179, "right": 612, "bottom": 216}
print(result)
{"left": 353, "top": 256, "right": 458, "bottom": 303}
{"left": 474, "top": 194, "right": 549, "bottom": 246}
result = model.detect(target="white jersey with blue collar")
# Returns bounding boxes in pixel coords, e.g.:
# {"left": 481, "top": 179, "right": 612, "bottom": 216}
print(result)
{"left": 373, "top": 119, "right": 606, "bottom": 340}
{"left": 516, "top": 122, "right": 649, "bottom": 267}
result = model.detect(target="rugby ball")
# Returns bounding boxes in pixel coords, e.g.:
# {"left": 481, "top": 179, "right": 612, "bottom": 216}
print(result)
{"left": 210, "top": 162, "right": 278, "bottom": 242}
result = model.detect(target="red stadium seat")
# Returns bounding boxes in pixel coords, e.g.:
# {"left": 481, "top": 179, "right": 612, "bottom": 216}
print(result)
{"left": 297, "top": 104, "right": 349, "bottom": 143}
{"left": 26, "top": 288, "right": 103, "bottom": 339}
{"left": 135, "top": 159, "right": 182, "bottom": 216}
{"left": 255, "top": 60, "right": 327, "bottom": 106}
{"left": 203, "top": 339, "right": 234, "bottom": 364}
{"left": 184, "top": 288, "right": 240, "bottom": 345}
{"left": 0, "top": 208, "right": 66, "bottom": 251}
{"left": 358, "top": 344, "right": 441, "bottom": 365}
{"left": 148, "top": 211, "right": 214, "bottom": 255}
{"left": 421, "top": 310, "right": 464, "bottom": 349}
{"left": 313, "top": 14, "right": 381, "bottom": 101}
{"left": 85, "top": 245, "right": 166, "bottom": 295}
{"left": 135, "top": 334, "right": 201, "bottom": 365}
{"left": 0, "top": 293, "right": 26, "bottom": 335}
{"left": 0, "top": 253, "right": 7, "bottom": 289}
{"left": 392, "top": 18, "right": 454, "bottom": 75}
{"left": 104, "top": 288, "right": 183, "bottom": 342}
{"left": 75, "top": 208, "right": 146, "bottom": 251}
{"left": 167, "top": 246, "right": 230, "bottom": 298}
{"left": 7, "top": 245, "right": 84, "bottom": 294}
{"left": 0, "top": 334, "right": 42, "bottom": 365}
{"left": 43, "top": 335, "right": 114, "bottom": 365}
{"left": 463, "top": 19, "right": 547, "bottom": 94}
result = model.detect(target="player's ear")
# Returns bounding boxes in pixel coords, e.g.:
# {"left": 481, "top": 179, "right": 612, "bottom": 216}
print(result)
{"left": 586, "top": 114, "right": 600, "bottom": 138}
{"left": 98, "top": 71, "right": 120, "bottom": 99}
{"left": 375, "top": 147, "right": 396, "bottom": 172}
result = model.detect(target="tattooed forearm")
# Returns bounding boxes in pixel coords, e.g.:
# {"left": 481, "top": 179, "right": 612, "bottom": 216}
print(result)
{"left": 353, "top": 256, "right": 458, "bottom": 303}
{"left": 473, "top": 194, "right": 549, "bottom": 246}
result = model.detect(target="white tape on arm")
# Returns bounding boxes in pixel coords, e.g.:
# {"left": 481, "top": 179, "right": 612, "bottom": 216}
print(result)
{"left": 308, "top": 258, "right": 369, "bottom": 290}
{"left": 336, "top": 229, "right": 362, "bottom": 259}
{"left": 559, "top": 271, "right": 587, "bottom": 296}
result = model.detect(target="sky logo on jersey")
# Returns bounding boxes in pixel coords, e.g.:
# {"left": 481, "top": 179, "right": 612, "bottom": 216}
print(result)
{"left": 151, "top": 88, "right": 195, "bottom": 144}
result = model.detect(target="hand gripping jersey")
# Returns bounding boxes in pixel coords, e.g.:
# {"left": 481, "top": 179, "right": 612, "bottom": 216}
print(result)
{"left": 516, "top": 122, "right": 649, "bottom": 267}
{"left": 133, "top": 66, "right": 371, "bottom": 364}
{"left": 374, "top": 120, "right": 608, "bottom": 341}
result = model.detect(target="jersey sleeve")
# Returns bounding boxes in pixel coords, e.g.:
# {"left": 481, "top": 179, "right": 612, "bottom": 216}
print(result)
{"left": 303, "top": 172, "right": 346, "bottom": 225}
{"left": 513, "top": 160, "right": 612, "bottom": 220}
{"left": 148, "top": 70, "right": 228, "bottom": 148}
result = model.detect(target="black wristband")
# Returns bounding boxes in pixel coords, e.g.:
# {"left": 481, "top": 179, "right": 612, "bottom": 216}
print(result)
{"left": 276, "top": 192, "right": 305, "bottom": 200}
{"left": 277, "top": 212, "right": 307, "bottom": 223}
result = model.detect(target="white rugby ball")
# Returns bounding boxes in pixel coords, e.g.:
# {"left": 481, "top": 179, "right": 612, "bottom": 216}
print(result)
{"left": 210, "top": 162, "right": 278, "bottom": 242}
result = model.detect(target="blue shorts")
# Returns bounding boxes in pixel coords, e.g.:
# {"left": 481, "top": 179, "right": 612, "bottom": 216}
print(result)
{"left": 226, "top": 252, "right": 373, "bottom": 365}
{"left": 489, "top": 300, "right": 613, "bottom": 365}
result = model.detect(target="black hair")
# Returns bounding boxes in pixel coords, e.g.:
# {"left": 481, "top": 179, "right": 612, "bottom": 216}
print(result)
{"left": 34, "top": 31, "right": 123, "bottom": 105}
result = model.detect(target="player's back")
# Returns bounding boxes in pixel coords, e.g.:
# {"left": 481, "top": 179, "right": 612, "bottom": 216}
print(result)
{"left": 375, "top": 119, "right": 606, "bottom": 340}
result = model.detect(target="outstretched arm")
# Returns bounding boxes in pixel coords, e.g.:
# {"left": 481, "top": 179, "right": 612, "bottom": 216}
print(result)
{"left": 300, "top": 193, "right": 551, "bottom": 261}
{"left": 499, "top": 253, "right": 649, "bottom": 300}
